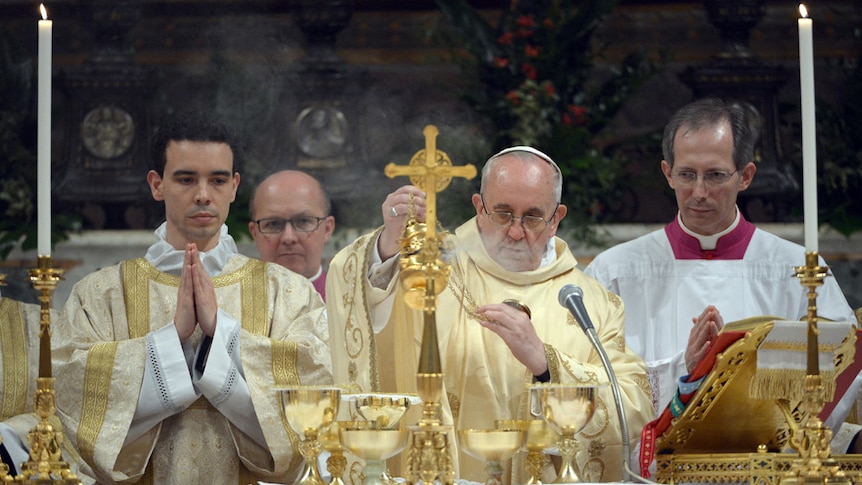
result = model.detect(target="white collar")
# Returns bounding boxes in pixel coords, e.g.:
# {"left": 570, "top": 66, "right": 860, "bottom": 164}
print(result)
{"left": 144, "top": 222, "right": 238, "bottom": 275}
{"left": 308, "top": 265, "right": 323, "bottom": 282}
{"left": 539, "top": 237, "right": 556, "bottom": 268}
{"left": 677, "top": 207, "right": 740, "bottom": 250}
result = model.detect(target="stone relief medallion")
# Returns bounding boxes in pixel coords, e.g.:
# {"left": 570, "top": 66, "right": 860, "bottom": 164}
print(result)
{"left": 296, "top": 104, "right": 348, "bottom": 159}
{"left": 81, "top": 105, "right": 135, "bottom": 159}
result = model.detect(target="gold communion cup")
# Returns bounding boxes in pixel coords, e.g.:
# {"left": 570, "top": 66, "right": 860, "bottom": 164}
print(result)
{"left": 522, "top": 419, "right": 557, "bottom": 484}
{"left": 278, "top": 386, "right": 342, "bottom": 485}
{"left": 459, "top": 428, "right": 527, "bottom": 485}
{"left": 320, "top": 423, "right": 348, "bottom": 485}
{"left": 531, "top": 385, "right": 599, "bottom": 484}
{"left": 339, "top": 424, "right": 409, "bottom": 485}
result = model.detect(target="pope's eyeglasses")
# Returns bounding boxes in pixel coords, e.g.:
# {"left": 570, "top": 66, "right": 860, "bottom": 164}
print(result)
{"left": 480, "top": 194, "right": 558, "bottom": 232}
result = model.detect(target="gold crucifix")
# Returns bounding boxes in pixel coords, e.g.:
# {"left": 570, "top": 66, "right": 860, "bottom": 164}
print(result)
{"left": 384, "top": 125, "right": 476, "bottom": 241}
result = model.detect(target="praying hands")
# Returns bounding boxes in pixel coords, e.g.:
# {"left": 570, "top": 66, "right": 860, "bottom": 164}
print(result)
{"left": 685, "top": 305, "right": 724, "bottom": 372}
{"left": 175, "top": 243, "right": 219, "bottom": 340}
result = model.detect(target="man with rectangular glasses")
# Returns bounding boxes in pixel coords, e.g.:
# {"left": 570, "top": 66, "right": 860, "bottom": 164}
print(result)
{"left": 585, "top": 97, "right": 859, "bottom": 459}
{"left": 326, "top": 146, "right": 652, "bottom": 484}
{"left": 249, "top": 170, "right": 335, "bottom": 300}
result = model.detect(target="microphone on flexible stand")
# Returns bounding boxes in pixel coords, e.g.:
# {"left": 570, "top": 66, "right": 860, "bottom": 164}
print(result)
{"left": 559, "top": 284, "right": 649, "bottom": 483}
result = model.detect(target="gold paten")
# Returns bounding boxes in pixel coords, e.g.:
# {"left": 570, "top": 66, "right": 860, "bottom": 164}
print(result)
{"left": 384, "top": 125, "right": 476, "bottom": 485}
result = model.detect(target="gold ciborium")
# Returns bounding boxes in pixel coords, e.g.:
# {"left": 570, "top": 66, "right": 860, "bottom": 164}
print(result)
{"left": 459, "top": 428, "right": 526, "bottom": 485}
{"left": 339, "top": 423, "right": 408, "bottom": 485}
{"left": 348, "top": 393, "right": 421, "bottom": 429}
{"left": 343, "top": 393, "right": 421, "bottom": 484}
{"left": 532, "top": 385, "right": 599, "bottom": 484}
{"left": 279, "top": 386, "right": 342, "bottom": 485}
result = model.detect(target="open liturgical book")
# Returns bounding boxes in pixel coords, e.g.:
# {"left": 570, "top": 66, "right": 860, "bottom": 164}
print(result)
{"left": 639, "top": 316, "right": 861, "bottom": 477}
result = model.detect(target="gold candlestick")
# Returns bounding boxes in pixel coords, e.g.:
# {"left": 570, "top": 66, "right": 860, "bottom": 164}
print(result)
{"left": 7, "top": 255, "right": 81, "bottom": 484}
{"left": 779, "top": 252, "right": 851, "bottom": 485}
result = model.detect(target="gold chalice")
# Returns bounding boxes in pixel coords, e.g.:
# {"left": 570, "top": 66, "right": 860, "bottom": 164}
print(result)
{"left": 279, "top": 386, "right": 342, "bottom": 485}
{"left": 522, "top": 419, "right": 557, "bottom": 484}
{"left": 339, "top": 423, "right": 408, "bottom": 485}
{"left": 532, "top": 385, "right": 599, "bottom": 483}
{"left": 459, "top": 428, "right": 526, "bottom": 485}
{"left": 320, "top": 422, "right": 348, "bottom": 485}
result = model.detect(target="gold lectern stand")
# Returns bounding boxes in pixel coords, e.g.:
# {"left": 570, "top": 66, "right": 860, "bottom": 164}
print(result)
{"left": 653, "top": 253, "right": 862, "bottom": 485}
{"left": 384, "top": 125, "right": 476, "bottom": 485}
{"left": 0, "top": 256, "right": 80, "bottom": 484}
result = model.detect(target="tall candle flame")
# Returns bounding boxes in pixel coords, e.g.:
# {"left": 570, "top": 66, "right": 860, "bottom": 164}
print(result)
{"left": 799, "top": 4, "right": 809, "bottom": 19}
{"left": 40, "top": 3, "right": 47, "bottom": 20}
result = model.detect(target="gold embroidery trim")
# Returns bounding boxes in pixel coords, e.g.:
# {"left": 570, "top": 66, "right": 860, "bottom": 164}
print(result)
{"left": 124, "top": 257, "right": 264, "bottom": 287}
{"left": 123, "top": 257, "right": 270, "bottom": 337}
{"left": 78, "top": 341, "right": 119, "bottom": 465}
{"left": 240, "top": 259, "right": 269, "bottom": 335}
{"left": 361, "top": 229, "right": 384, "bottom": 391}
{"left": 758, "top": 341, "right": 841, "bottom": 352}
{"left": 272, "top": 340, "right": 303, "bottom": 472}
{"left": 544, "top": 344, "right": 559, "bottom": 383}
{"left": 0, "top": 298, "right": 29, "bottom": 419}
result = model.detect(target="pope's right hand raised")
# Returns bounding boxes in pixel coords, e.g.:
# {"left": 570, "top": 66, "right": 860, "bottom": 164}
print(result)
{"left": 378, "top": 185, "right": 426, "bottom": 261}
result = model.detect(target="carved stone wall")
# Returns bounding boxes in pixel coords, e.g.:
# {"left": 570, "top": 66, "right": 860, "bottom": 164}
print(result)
{"left": 0, "top": 0, "right": 859, "bottom": 230}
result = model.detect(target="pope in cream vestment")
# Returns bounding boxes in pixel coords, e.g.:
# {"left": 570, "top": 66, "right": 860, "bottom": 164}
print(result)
{"left": 327, "top": 218, "right": 653, "bottom": 484}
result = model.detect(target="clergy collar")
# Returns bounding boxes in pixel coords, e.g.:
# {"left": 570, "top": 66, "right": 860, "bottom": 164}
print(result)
{"left": 666, "top": 208, "right": 755, "bottom": 260}
{"left": 678, "top": 208, "right": 740, "bottom": 250}
{"left": 308, "top": 265, "right": 323, "bottom": 283}
{"left": 145, "top": 222, "right": 239, "bottom": 275}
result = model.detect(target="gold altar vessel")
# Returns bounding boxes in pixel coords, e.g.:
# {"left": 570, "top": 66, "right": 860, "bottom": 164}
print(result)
{"left": 279, "top": 386, "right": 342, "bottom": 485}
{"left": 458, "top": 428, "right": 526, "bottom": 485}
{"left": 531, "top": 384, "right": 600, "bottom": 484}
{"left": 383, "top": 125, "right": 476, "bottom": 485}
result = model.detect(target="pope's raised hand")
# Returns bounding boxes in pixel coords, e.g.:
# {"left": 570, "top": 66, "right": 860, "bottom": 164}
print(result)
{"left": 378, "top": 185, "right": 427, "bottom": 261}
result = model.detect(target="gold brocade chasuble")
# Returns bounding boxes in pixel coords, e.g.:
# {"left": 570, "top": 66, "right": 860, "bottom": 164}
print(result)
{"left": 54, "top": 255, "right": 332, "bottom": 485}
{"left": 326, "top": 218, "right": 653, "bottom": 484}
{"left": 0, "top": 298, "right": 35, "bottom": 421}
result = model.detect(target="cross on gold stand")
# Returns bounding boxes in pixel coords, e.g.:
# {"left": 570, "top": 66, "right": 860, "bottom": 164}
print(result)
{"left": 384, "top": 125, "right": 476, "bottom": 242}
{"left": 384, "top": 125, "right": 476, "bottom": 485}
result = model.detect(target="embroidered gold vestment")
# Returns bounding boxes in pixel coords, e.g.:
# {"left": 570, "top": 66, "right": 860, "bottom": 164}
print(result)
{"left": 53, "top": 255, "right": 331, "bottom": 485}
{"left": 326, "top": 218, "right": 653, "bottom": 483}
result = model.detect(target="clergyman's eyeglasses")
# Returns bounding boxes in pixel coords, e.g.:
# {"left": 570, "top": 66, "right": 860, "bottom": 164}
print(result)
{"left": 671, "top": 170, "right": 738, "bottom": 188}
{"left": 254, "top": 216, "right": 327, "bottom": 234}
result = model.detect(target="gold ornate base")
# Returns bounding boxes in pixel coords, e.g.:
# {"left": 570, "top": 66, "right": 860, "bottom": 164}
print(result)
{"left": 655, "top": 452, "right": 862, "bottom": 484}
{"left": 404, "top": 424, "right": 455, "bottom": 485}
